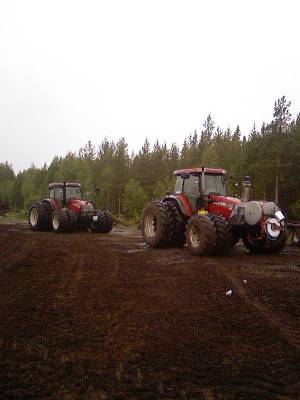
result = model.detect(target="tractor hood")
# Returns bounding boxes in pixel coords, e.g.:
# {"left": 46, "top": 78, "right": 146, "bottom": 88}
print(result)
{"left": 207, "top": 194, "right": 241, "bottom": 220}
{"left": 69, "top": 199, "right": 95, "bottom": 215}
{"left": 209, "top": 194, "right": 241, "bottom": 208}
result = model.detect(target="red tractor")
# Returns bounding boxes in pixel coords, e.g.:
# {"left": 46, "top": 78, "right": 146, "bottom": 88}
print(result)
{"left": 142, "top": 167, "right": 287, "bottom": 255}
{"left": 28, "top": 182, "right": 113, "bottom": 234}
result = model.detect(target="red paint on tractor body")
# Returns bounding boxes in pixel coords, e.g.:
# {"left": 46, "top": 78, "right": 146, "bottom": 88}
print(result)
{"left": 208, "top": 195, "right": 241, "bottom": 219}
{"left": 67, "top": 199, "right": 91, "bottom": 214}
{"left": 176, "top": 194, "right": 194, "bottom": 217}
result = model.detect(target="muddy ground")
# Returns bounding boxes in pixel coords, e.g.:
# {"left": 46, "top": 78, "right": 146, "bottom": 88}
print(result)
{"left": 0, "top": 222, "right": 299, "bottom": 400}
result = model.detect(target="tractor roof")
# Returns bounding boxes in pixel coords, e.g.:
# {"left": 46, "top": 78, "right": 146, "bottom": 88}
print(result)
{"left": 174, "top": 167, "right": 226, "bottom": 175}
{"left": 48, "top": 182, "right": 81, "bottom": 189}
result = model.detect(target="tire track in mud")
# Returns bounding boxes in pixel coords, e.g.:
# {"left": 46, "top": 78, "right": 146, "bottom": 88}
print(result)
{"left": 0, "top": 234, "right": 40, "bottom": 271}
{"left": 1, "top": 225, "right": 300, "bottom": 399}
{"left": 221, "top": 266, "right": 300, "bottom": 349}
{"left": 129, "top": 249, "right": 300, "bottom": 399}
{"left": 215, "top": 260, "right": 300, "bottom": 399}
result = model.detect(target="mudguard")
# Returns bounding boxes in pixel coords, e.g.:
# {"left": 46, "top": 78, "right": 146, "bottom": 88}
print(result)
{"left": 41, "top": 198, "right": 58, "bottom": 211}
{"left": 163, "top": 195, "right": 192, "bottom": 216}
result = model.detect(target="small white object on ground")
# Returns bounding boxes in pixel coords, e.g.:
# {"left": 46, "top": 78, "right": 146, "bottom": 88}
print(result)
{"left": 225, "top": 290, "right": 233, "bottom": 296}
{"left": 243, "top": 279, "right": 248, "bottom": 285}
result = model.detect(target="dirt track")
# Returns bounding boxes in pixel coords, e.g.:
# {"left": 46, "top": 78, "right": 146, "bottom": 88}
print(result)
{"left": 0, "top": 222, "right": 300, "bottom": 400}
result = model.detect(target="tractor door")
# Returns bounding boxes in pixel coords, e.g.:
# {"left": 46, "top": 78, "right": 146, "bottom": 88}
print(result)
{"left": 49, "top": 186, "right": 63, "bottom": 208}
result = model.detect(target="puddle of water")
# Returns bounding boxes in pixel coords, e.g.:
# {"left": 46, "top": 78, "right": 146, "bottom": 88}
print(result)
{"left": 125, "top": 248, "right": 146, "bottom": 254}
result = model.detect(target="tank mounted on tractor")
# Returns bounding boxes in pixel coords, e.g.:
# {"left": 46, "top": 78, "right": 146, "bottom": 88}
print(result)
{"left": 29, "top": 182, "right": 113, "bottom": 234}
{"left": 142, "top": 167, "right": 287, "bottom": 255}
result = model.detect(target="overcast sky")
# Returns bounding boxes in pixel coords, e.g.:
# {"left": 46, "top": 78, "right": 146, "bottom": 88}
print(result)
{"left": 0, "top": 0, "right": 299, "bottom": 173}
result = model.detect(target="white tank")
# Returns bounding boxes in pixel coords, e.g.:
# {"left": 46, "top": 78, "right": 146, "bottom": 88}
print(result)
{"left": 243, "top": 201, "right": 262, "bottom": 225}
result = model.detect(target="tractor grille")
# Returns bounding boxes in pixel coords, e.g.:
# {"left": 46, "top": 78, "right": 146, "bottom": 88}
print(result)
{"left": 81, "top": 203, "right": 94, "bottom": 215}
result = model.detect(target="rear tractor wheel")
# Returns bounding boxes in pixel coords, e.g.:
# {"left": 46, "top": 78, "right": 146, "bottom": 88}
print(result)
{"left": 142, "top": 201, "right": 175, "bottom": 248}
{"left": 29, "top": 202, "right": 51, "bottom": 231}
{"left": 163, "top": 200, "right": 187, "bottom": 247}
{"left": 186, "top": 214, "right": 216, "bottom": 256}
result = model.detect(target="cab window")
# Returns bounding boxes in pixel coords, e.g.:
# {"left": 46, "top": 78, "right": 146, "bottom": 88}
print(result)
{"left": 183, "top": 174, "right": 199, "bottom": 211}
{"left": 203, "top": 174, "right": 226, "bottom": 196}
{"left": 174, "top": 176, "right": 183, "bottom": 194}
{"left": 66, "top": 187, "right": 81, "bottom": 200}
{"left": 54, "top": 187, "right": 63, "bottom": 201}
{"left": 49, "top": 188, "right": 54, "bottom": 199}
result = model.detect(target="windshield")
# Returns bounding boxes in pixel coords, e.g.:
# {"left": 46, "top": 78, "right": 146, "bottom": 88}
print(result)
{"left": 66, "top": 186, "right": 81, "bottom": 200}
{"left": 203, "top": 174, "right": 226, "bottom": 196}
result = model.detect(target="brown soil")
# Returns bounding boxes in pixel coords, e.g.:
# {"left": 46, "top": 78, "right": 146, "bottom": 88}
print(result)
{"left": 0, "top": 222, "right": 299, "bottom": 400}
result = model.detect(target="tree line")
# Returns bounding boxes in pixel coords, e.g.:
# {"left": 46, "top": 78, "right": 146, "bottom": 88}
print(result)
{"left": 1, "top": 96, "right": 300, "bottom": 221}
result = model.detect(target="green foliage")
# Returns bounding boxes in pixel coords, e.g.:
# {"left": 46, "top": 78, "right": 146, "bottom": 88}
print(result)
{"left": 1, "top": 209, "right": 27, "bottom": 222}
{"left": 123, "top": 179, "right": 148, "bottom": 222}
{"left": 153, "top": 176, "right": 174, "bottom": 199}
{"left": 1, "top": 97, "right": 300, "bottom": 221}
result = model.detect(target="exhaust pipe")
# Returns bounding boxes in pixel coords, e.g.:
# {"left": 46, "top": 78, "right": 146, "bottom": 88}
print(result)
{"left": 241, "top": 176, "right": 251, "bottom": 202}
{"left": 62, "top": 181, "right": 67, "bottom": 207}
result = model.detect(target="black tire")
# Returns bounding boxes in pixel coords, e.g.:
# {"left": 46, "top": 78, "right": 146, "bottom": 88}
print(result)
{"left": 29, "top": 202, "right": 50, "bottom": 231}
{"left": 292, "top": 229, "right": 300, "bottom": 246}
{"left": 209, "top": 214, "right": 233, "bottom": 255}
{"left": 163, "top": 200, "right": 187, "bottom": 247}
{"left": 186, "top": 214, "right": 216, "bottom": 256}
{"left": 41, "top": 200, "right": 53, "bottom": 230}
{"left": 243, "top": 231, "right": 287, "bottom": 254}
{"left": 142, "top": 201, "right": 175, "bottom": 248}
{"left": 52, "top": 210, "right": 70, "bottom": 233}
{"left": 90, "top": 211, "right": 107, "bottom": 233}
{"left": 102, "top": 210, "right": 113, "bottom": 233}
{"left": 66, "top": 210, "right": 78, "bottom": 233}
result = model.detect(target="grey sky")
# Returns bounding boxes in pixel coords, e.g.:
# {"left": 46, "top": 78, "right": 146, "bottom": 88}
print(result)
{"left": 0, "top": 0, "right": 299, "bottom": 173}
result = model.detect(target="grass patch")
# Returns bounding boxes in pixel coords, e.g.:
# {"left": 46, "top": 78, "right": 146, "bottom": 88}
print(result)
{"left": 113, "top": 214, "right": 140, "bottom": 228}
{"left": 0, "top": 209, "right": 27, "bottom": 223}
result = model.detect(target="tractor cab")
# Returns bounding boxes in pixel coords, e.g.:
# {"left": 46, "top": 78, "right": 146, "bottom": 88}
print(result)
{"left": 48, "top": 182, "right": 82, "bottom": 206}
{"left": 172, "top": 167, "right": 232, "bottom": 216}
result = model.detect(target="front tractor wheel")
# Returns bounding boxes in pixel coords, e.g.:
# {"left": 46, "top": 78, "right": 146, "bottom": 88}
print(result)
{"left": 186, "top": 215, "right": 216, "bottom": 256}
{"left": 102, "top": 210, "right": 113, "bottom": 233}
{"left": 142, "top": 201, "right": 175, "bottom": 248}
{"left": 52, "top": 210, "right": 70, "bottom": 233}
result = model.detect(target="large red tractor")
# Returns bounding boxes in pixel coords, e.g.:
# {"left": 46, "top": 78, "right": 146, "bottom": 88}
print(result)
{"left": 142, "top": 167, "right": 287, "bottom": 255}
{"left": 29, "top": 182, "right": 113, "bottom": 234}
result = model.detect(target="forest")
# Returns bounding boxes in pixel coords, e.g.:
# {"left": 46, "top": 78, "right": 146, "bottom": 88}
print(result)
{"left": 1, "top": 96, "right": 300, "bottom": 221}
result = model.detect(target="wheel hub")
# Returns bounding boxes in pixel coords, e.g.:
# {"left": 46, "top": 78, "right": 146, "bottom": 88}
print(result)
{"left": 190, "top": 225, "right": 203, "bottom": 248}
{"left": 52, "top": 214, "right": 59, "bottom": 230}
{"left": 144, "top": 214, "right": 156, "bottom": 238}
{"left": 30, "top": 208, "right": 38, "bottom": 226}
